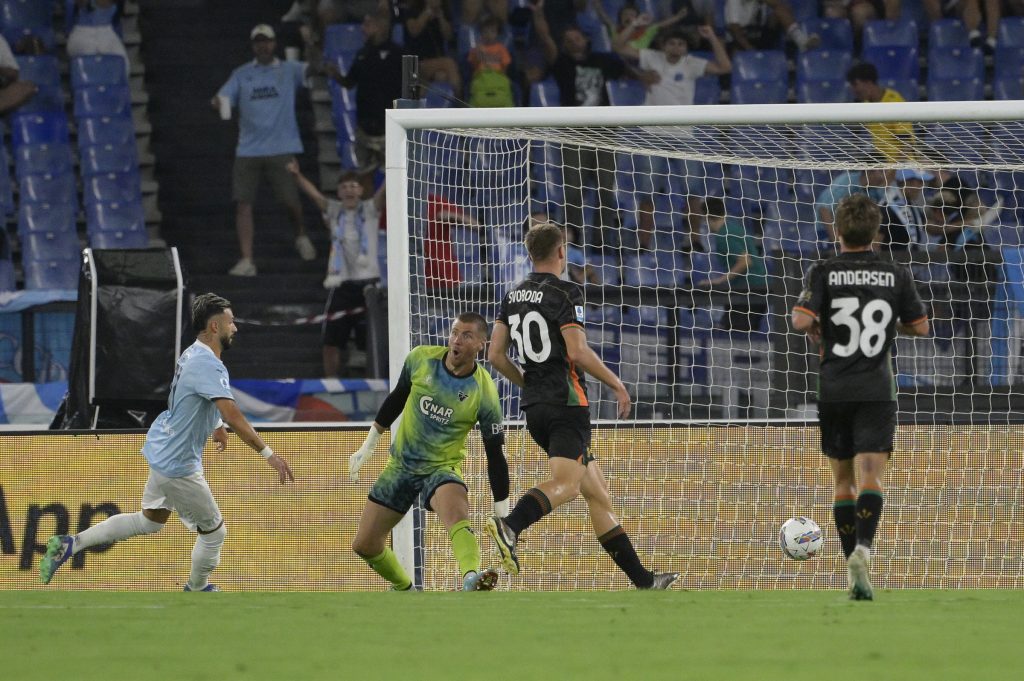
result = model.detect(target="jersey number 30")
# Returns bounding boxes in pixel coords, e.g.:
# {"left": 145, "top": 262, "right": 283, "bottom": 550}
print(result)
{"left": 509, "top": 311, "right": 552, "bottom": 362}
{"left": 830, "top": 297, "right": 893, "bottom": 358}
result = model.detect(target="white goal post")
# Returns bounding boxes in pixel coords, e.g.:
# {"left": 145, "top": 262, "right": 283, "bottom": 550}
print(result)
{"left": 384, "top": 101, "right": 1024, "bottom": 590}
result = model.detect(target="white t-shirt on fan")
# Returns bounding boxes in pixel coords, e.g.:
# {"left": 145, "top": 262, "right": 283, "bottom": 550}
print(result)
{"left": 638, "top": 49, "right": 709, "bottom": 106}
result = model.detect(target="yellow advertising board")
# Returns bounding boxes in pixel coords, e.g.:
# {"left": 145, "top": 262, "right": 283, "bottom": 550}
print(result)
{"left": 1, "top": 426, "right": 1021, "bottom": 591}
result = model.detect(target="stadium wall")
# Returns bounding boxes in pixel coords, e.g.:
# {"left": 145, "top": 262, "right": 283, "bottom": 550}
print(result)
{"left": 1, "top": 427, "right": 1020, "bottom": 591}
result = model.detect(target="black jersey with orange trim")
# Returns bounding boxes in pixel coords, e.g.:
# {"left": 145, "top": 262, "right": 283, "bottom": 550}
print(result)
{"left": 794, "top": 251, "right": 927, "bottom": 402}
{"left": 496, "top": 272, "right": 589, "bottom": 408}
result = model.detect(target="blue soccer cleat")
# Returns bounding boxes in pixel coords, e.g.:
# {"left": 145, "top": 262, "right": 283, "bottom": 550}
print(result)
{"left": 463, "top": 568, "right": 499, "bottom": 591}
{"left": 183, "top": 583, "right": 222, "bottom": 592}
{"left": 39, "top": 535, "right": 74, "bottom": 585}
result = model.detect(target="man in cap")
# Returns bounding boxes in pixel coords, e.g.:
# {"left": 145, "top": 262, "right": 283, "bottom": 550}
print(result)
{"left": 212, "top": 24, "right": 317, "bottom": 276}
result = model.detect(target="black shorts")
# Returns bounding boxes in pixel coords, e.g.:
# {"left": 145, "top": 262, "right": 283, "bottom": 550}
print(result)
{"left": 818, "top": 401, "right": 897, "bottom": 460}
{"left": 524, "top": 405, "right": 593, "bottom": 463}
{"left": 322, "top": 279, "right": 376, "bottom": 348}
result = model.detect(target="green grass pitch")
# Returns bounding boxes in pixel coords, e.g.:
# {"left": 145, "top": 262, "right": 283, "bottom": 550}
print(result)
{"left": 1, "top": 590, "right": 1021, "bottom": 681}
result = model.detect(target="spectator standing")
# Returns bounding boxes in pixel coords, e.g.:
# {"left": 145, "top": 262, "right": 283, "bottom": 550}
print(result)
{"left": 612, "top": 25, "right": 730, "bottom": 106}
{"left": 214, "top": 25, "right": 317, "bottom": 276}
{"left": 846, "top": 62, "right": 917, "bottom": 163}
{"left": 67, "top": 0, "right": 129, "bottom": 64}
{"left": 725, "top": 0, "right": 820, "bottom": 51}
{"left": 532, "top": 0, "right": 630, "bottom": 248}
{"left": 924, "top": 0, "right": 1002, "bottom": 53}
{"left": 399, "top": 0, "right": 462, "bottom": 97}
{"left": 0, "top": 33, "right": 35, "bottom": 114}
{"left": 698, "top": 196, "right": 768, "bottom": 331}
{"left": 289, "top": 161, "right": 383, "bottom": 378}
{"left": 328, "top": 11, "right": 404, "bottom": 189}
{"left": 595, "top": 1, "right": 696, "bottom": 51}
{"left": 467, "top": 17, "right": 514, "bottom": 107}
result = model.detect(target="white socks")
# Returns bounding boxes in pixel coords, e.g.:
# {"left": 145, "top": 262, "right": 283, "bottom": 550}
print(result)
{"left": 188, "top": 524, "right": 227, "bottom": 591}
{"left": 73, "top": 511, "right": 164, "bottom": 554}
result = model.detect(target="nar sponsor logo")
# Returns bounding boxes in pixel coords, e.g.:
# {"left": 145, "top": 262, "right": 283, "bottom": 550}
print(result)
{"left": 419, "top": 396, "right": 454, "bottom": 425}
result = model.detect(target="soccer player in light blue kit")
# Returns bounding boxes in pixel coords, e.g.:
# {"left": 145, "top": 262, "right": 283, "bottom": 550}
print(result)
{"left": 39, "top": 293, "right": 294, "bottom": 591}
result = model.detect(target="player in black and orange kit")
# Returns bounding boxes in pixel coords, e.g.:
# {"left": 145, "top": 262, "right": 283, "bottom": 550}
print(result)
{"left": 485, "top": 221, "right": 679, "bottom": 589}
{"left": 791, "top": 193, "right": 929, "bottom": 600}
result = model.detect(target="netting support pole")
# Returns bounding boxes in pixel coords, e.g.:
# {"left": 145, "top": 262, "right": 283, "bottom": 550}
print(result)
{"left": 385, "top": 97, "right": 419, "bottom": 586}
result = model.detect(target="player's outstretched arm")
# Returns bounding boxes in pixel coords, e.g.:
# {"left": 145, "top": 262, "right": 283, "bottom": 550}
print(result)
{"left": 561, "top": 326, "right": 631, "bottom": 418}
{"left": 216, "top": 398, "right": 295, "bottom": 484}
{"left": 349, "top": 367, "right": 413, "bottom": 481}
{"left": 487, "top": 322, "right": 525, "bottom": 388}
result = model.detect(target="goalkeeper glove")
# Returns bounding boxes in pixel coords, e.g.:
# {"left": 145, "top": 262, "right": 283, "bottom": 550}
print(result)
{"left": 349, "top": 427, "right": 382, "bottom": 482}
{"left": 493, "top": 498, "right": 510, "bottom": 518}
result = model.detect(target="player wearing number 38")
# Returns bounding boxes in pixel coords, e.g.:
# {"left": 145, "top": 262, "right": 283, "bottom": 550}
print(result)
{"left": 791, "top": 193, "right": 929, "bottom": 601}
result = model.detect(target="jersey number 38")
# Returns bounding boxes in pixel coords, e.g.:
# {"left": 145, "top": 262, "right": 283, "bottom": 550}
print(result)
{"left": 830, "top": 297, "right": 893, "bottom": 358}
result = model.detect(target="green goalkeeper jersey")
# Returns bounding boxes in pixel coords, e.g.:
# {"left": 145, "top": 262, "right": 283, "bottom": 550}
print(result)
{"left": 390, "top": 345, "right": 504, "bottom": 474}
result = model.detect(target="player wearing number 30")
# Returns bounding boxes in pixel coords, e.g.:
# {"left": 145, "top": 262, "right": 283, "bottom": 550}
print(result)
{"left": 791, "top": 194, "right": 929, "bottom": 601}
{"left": 486, "top": 222, "right": 679, "bottom": 589}
{"left": 348, "top": 313, "right": 509, "bottom": 591}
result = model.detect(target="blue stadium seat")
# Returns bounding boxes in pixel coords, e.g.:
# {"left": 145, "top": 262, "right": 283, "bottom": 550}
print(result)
{"left": 14, "top": 143, "right": 73, "bottom": 178}
{"left": 929, "top": 46, "right": 984, "bottom": 81}
{"left": 994, "top": 46, "right": 1024, "bottom": 82}
{"left": 451, "top": 225, "right": 483, "bottom": 284}
{"left": 732, "top": 50, "right": 787, "bottom": 81}
{"left": 694, "top": 76, "right": 720, "bottom": 104}
{"left": 22, "top": 231, "right": 80, "bottom": 261}
{"left": 18, "top": 201, "right": 76, "bottom": 234}
{"left": 85, "top": 201, "right": 146, "bottom": 235}
{"left": 76, "top": 114, "right": 135, "bottom": 149}
{"left": 17, "top": 82, "right": 62, "bottom": 113}
{"left": 89, "top": 229, "right": 149, "bottom": 249}
{"left": 9, "top": 112, "right": 70, "bottom": 147}
{"left": 423, "top": 82, "right": 454, "bottom": 108}
{"left": 993, "top": 75, "right": 1023, "bottom": 100}
{"left": 880, "top": 77, "right": 920, "bottom": 101}
{"left": 861, "top": 45, "right": 919, "bottom": 80}
{"left": 24, "top": 257, "right": 80, "bottom": 290}
{"left": 863, "top": 19, "right": 919, "bottom": 48}
{"left": 929, "top": 18, "right": 969, "bottom": 47}
{"left": 592, "top": 254, "right": 622, "bottom": 286}
{"left": 788, "top": 0, "right": 818, "bottom": 21}
{"left": 0, "top": 144, "right": 11, "bottom": 216}
{"left": 730, "top": 79, "right": 788, "bottom": 104}
{"left": 73, "top": 84, "right": 132, "bottom": 118}
{"left": 797, "top": 50, "right": 853, "bottom": 83}
{"left": 0, "top": 256, "right": 14, "bottom": 292}
{"left": 323, "top": 23, "right": 363, "bottom": 60}
{"left": 70, "top": 55, "right": 128, "bottom": 89}
{"left": 998, "top": 16, "right": 1024, "bottom": 47}
{"left": 606, "top": 78, "right": 644, "bottom": 106}
{"left": 797, "top": 79, "right": 850, "bottom": 103}
{"left": 14, "top": 54, "right": 59, "bottom": 88}
{"left": 20, "top": 173, "right": 76, "bottom": 204}
{"left": 327, "top": 78, "right": 356, "bottom": 112}
{"left": 0, "top": 0, "right": 51, "bottom": 29}
{"left": 927, "top": 77, "right": 984, "bottom": 102}
{"left": 799, "top": 18, "right": 854, "bottom": 51}
{"left": 762, "top": 201, "right": 819, "bottom": 254}
{"left": 80, "top": 144, "right": 139, "bottom": 177}
{"left": 84, "top": 172, "right": 141, "bottom": 206}
{"left": 530, "top": 78, "right": 559, "bottom": 106}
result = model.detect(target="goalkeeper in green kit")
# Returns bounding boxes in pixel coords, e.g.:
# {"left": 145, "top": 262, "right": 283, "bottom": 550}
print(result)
{"left": 348, "top": 312, "right": 510, "bottom": 591}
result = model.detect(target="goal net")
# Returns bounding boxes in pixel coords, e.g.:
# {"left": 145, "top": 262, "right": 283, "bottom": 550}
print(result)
{"left": 385, "top": 102, "right": 1024, "bottom": 591}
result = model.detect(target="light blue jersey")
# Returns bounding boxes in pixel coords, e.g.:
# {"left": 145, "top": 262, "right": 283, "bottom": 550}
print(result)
{"left": 217, "top": 59, "right": 307, "bottom": 157}
{"left": 142, "top": 341, "right": 233, "bottom": 478}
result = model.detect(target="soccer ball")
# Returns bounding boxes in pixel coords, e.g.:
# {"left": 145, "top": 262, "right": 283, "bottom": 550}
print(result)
{"left": 779, "top": 516, "right": 823, "bottom": 560}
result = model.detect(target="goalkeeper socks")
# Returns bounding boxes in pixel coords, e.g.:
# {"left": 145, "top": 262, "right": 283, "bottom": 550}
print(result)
{"left": 855, "top": 489, "right": 884, "bottom": 549}
{"left": 598, "top": 525, "right": 654, "bottom": 589}
{"left": 504, "top": 487, "right": 552, "bottom": 536}
{"left": 363, "top": 547, "right": 413, "bottom": 590}
{"left": 73, "top": 511, "right": 163, "bottom": 553}
{"left": 448, "top": 520, "right": 481, "bottom": 577}
{"left": 832, "top": 496, "right": 857, "bottom": 559}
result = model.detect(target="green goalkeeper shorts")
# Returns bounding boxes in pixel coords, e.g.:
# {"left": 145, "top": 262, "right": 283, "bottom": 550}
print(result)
{"left": 368, "top": 461, "right": 467, "bottom": 514}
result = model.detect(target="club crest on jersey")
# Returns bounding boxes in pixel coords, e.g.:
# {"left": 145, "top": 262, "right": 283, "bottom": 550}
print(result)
{"left": 574, "top": 305, "right": 584, "bottom": 322}
{"left": 419, "top": 395, "right": 454, "bottom": 425}
{"left": 458, "top": 391, "right": 468, "bottom": 402}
